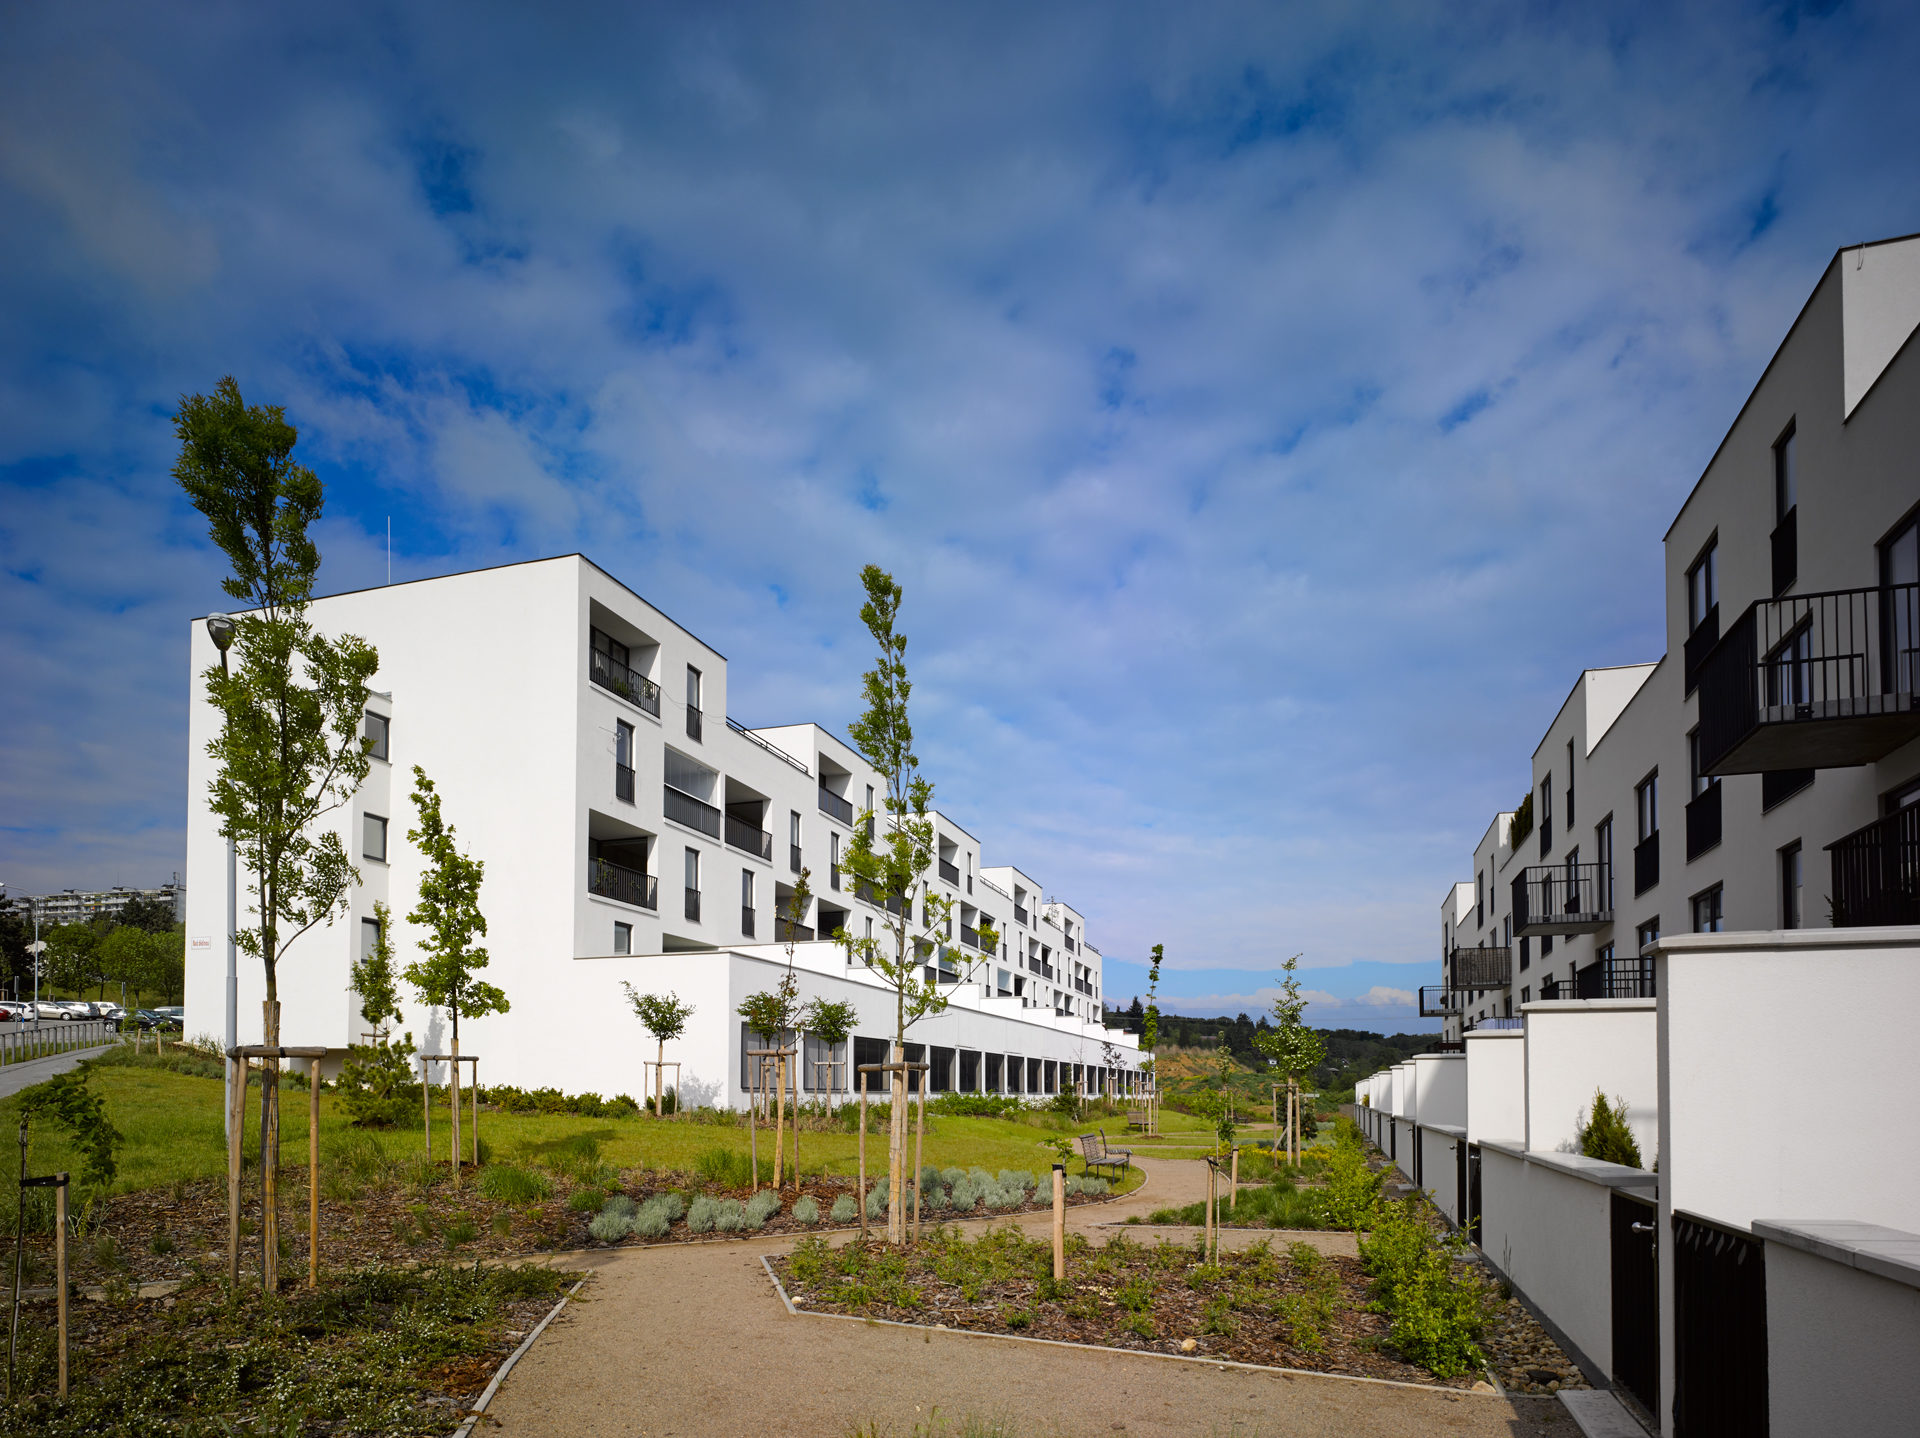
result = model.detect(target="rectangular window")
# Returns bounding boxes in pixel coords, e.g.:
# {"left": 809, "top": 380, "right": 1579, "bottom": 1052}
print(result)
{"left": 742, "top": 868, "right": 755, "bottom": 938}
{"left": 616, "top": 720, "right": 634, "bottom": 768}
{"left": 1636, "top": 773, "right": 1659, "bottom": 841}
{"left": 613, "top": 922, "right": 632, "bottom": 955}
{"left": 1688, "top": 729, "right": 1719, "bottom": 796}
{"left": 360, "top": 915, "right": 382, "bottom": 960}
{"left": 864, "top": 916, "right": 873, "bottom": 940}
{"left": 685, "top": 847, "right": 699, "bottom": 890}
{"left": 790, "top": 810, "right": 801, "bottom": 845}
{"left": 1687, "top": 540, "right": 1718, "bottom": 633}
{"left": 686, "top": 665, "right": 703, "bottom": 741}
{"left": 362, "top": 813, "right": 387, "bottom": 862}
{"left": 1691, "top": 885, "right": 1724, "bottom": 934}
{"left": 1566, "top": 740, "right": 1576, "bottom": 827}
{"left": 1774, "top": 422, "right": 1796, "bottom": 519}
{"left": 1595, "top": 816, "right": 1614, "bottom": 909}
{"left": 364, "top": 711, "right": 389, "bottom": 761}
{"left": 1780, "top": 843, "right": 1803, "bottom": 930}
{"left": 1540, "top": 777, "right": 1552, "bottom": 855}
{"left": 1636, "top": 920, "right": 1660, "bottom": 953}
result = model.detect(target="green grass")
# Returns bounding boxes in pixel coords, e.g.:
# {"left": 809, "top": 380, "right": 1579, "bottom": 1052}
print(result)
{"left": 1139, "top": 1179, "right": 1330, "bottom": 1230}
{"left": 0, "top": 1050, "right": 1145, "bottom": 1205}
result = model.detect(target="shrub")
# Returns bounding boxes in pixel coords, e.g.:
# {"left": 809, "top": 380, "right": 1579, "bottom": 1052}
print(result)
{"left": 1577, "top": 1091, "right": 1643, "bottom": 1169}
{"left": 794, "top": 1196, "right": 821, "bottom": 1225}
{"left": 745, "top": 1190, "right": 781, "bottom": 1229}
{"left": 865, "top": 1178, "right": 890, "bottom": 1219}
{"left": 478, "top": 1165, "right": 553, "bottom": 1205}
{"left": 931, "top": 1093, "right": 1024, "bottom": 1118}
{"left": 656, "top": 1192, "right": 686, "bottom": 1222}
{"left": 589, "top": 1209, "right": 634, "bottom": 1244}
{"left": 687, "top": 1196, "right": 720, "bottom": 1233}
{"left": 998, "top": 1170, "right": 1034, "bottom": 1193}
{"left": 336, "top": 1036, "right": 421, "bottom": 1128}
{"left": 633, "top": 1206, "right": 670, "bottom": 1239}
{"left": 1359, "top": 1197, "right": 1493, "bottom": 1378}
{"left": 568, "top": 1186, "right": 608, "bottom": 1213}
{"left": 602, "top": 1193, "right": 639, "bottom": 1221}
{"left": 830, "top": 1195, "right": 858, "bottom": 1223}
{"left": 948, "top": 1178, "right": 980, "bottom": 1211}
{"left": 1316, "top": 1124, "right": 1386, "bottom": 1231}
{"left": 711, "top": 1198, "right": 746, "bottom": 1233}
{"left": 608, "top": 1093, "right": 641, "bottom": 1117}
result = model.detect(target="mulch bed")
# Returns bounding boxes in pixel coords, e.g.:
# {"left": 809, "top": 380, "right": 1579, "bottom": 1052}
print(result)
{"left": 769, "top": 1231, "right": 1485, "bottom": 1389}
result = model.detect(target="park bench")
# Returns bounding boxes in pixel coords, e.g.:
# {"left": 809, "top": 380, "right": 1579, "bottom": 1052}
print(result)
{"left": 1126, "top": 1110, "right": 1149, "bottom": 1132}
{"left": 1077, "top": 1130, "right": 1132, "bottom": 1179}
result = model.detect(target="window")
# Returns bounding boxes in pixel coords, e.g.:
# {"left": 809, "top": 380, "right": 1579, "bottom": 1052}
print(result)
{"left": 1766, "top": 626, "right": 1813, "bottom": 708}
{"left": 742, "top": 869, "right": 755, "bottom": 938}
{"left": 1691, "top": 885, "right": 1724, "bottom": 934}
{"left": 1540, "top": 776, "right": 1553, "bottom": 855}
{"left": 1595, "top": 816, "right": 1614, "bottom": 909}
{"left": 864, "top": 785, "right": 876, "bottom": 840}
{"left": 613, "top": 922, "right": 632, "bottom": 955}
{"left": 360, "top": 915, "right": 382, "bottom": 961}
{"left": 1636, "top": 773, "right": 1658, "bottom": 841}
{"left": 1688, "top": 730, "right": 1719, "bottom": 796}
{"left": 1780, "top": 843, "right": 1803, "bottom": 930}
{"left": 1885, "top": 512, "right": 1920, "bottom": 693}
{"left": 1521, "top": 986, "right": 1531, "bottom": 1006}
{"left": 1774, "top": 422, "right": 1796, "bottom": 520}
{"left": 685, "top": 665, "right": 703, "bottom": 741}
{"left": 1687, "top": 539, "right": 1718, "bottom": 633}
{"left": 1566, "top": 740, "right": 1576, "bottom": 827}
{"left": 362, "top": 813, "right": 387, "bottom": 862}
{"left": 829, "top": 831, "right": 841, "bottom": 888}
{"left": 684, "top": 848, "right": 701, "bottom": 923}
{"left": 1636, "top": 920, "right": 1660, "bottom": 953}
{"left": 1475, "top": 871, "right": 1484, "bottom": 928}
{"left": 864, "top": 916, "right": 873, "bottom": 940}
{"left": 615, "top": 719, "right": 635, "bottom": 803}
{"left": 364, "top": 711, "right": 389, "bottom": 761}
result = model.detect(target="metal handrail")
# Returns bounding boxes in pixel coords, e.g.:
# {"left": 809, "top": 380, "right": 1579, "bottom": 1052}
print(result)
{"left": 588, "top": 858, "right": 657, "bottom": 910}
{"left": 1827, "top": 805, "right": 1920, "bottom": 927}
{"left": 664, "top": 784, "right": 722, "bottom": 838}
{"left": 725, "top": 814, "right": 774, "bottom": 860}
{"left": 818, "top": 786, "right": 855, "bottom": 825}
{"left": 590, "top": 649, "right": 661, "bottom": 716}
{"left": 938, "top": 859, "right": 960, "bottom": 885}
{"left": 726, "top": 717, "right": 810, "bottom": 775}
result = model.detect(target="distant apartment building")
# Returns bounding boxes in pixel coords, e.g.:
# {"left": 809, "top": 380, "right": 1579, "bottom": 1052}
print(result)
{"left": 183, "top": 555, "right": 1137, "bottom": 1102}
{"left": 1432, "top": 232, "right": 1920, "bottom": 1034}
{"left": 7, "top": 879, "right": 186, "bottom": 927}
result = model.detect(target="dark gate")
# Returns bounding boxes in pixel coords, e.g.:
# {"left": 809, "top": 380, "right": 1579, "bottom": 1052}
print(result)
{"left": 1466, "top": 1144, "right": 1482, "bottom": 1244}
{"left": 1412, "top": 1129, "right": 1423, "bottom": 1188}
{"left": 1672, "top": 1212, "right": 1768, "bottom": 1438}
{"left": 1610, "top": 1193, "right": 1659, "bottom": 1414}
{"left": 1455, "top": 1141, "right": 1468, "bottom": 1231}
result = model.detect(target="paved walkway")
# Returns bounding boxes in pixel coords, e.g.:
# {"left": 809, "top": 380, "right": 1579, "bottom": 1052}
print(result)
{"left": 490, "top": 1155, "right": 1579, "bottom": 1437}
{"left": 0, "top": 1041, "right": 117, "bottom": 1100}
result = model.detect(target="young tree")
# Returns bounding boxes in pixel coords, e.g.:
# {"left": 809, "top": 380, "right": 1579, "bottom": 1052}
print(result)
{"left": 1140, "top": 944, "right": 1164, "bottom": 1130}
{"left": 1254, "top": 954, "right": 1326, "bottom": 1165}
{"left": 801, "top": 996, "right": 858, "bottom": 1102}
{"left": 738, "top": 958, "right": 802, "bottom": 1191}
{"left": 834, "top": 566, "right": 998, "bottom": 1242}
{"left": 179, "top": 376, "right": 380, "bottom": 1289}
{"left": 623, "top": 987, "right": 694, "bottom": 1118}
{"left": 402, "top": 767, "right": 507, "bottom": 1181}
{"left": 349, "top": 900, "right": 402, "bottom": 1038}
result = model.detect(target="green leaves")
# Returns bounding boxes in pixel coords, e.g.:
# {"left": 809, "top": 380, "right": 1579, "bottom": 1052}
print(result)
{"left": 1577, "top": 1090, "right": 1643, "bottom": 1168}
{"left": 800, "top": 996, "right": 857, "bottom": 1048}
{"left": 1253, "top": 953, "right": 1326, "bottom": 1082}
{"left": 21, "top": 1069, "right": 122, "bottom": 1195}
{"left": 351, "top": 900, "right": 404, "bottom": 1032}
{"left": 624, "top": 986, "right": 694, "bottom": 1043}
{"left": 402, "top": 767, "right": 507, "bottom": 1036}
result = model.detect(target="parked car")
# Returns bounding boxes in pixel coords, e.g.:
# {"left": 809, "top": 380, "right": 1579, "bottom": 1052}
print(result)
{"left": 134, "top": 1010, "right": 182, "bottom": 1032}
{"left": 155, "top": 1006, "right": 184, "bottom": 1023}
{"left": 0, "top": 1002, "right": 25, "bottom": 1021}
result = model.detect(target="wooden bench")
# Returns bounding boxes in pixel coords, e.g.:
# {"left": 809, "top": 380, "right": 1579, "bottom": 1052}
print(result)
{"left": 1126, "top": 1110, "right": 1150, "bottom": 1132}
{"left": 1078, "top": 1130, "right": 1132, "bottom": 1179}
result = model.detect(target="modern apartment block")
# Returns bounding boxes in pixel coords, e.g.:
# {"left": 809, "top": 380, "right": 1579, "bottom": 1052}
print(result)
{"left": 1430, "top": 232, "right": 1920, "bottom": 1036}
{"left": 7, "top": 879, "right": 187, "bottom": 927}
{"left": 182, "top": 555, "right": 1137, "bottom": 1103}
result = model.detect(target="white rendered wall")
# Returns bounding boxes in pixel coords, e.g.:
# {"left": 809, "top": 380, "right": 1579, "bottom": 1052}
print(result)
{"left": 1476, "top": 1146, "right": 1616, "bottom": 1378}
{"left": 1764, "top": 1243, "right": 1920, "bottom": 1438}
{"left": 1413, "top": 1053, "right": 1466, "bottom": 1128}
{"left": 1419, "top": 1127, "right": 1460, "bottom": 1223}
{"left": 1465, "top": 1030, "right": 1525, "bottom": 1146}
{"left": 1523, "top": 1000, "right": 1657, "bottom": 1162}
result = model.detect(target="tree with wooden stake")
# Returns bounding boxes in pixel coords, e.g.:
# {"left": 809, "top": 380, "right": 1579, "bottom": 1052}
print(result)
{"left": 176, "top": 376, "right": 380, "bottom": 1293}
{"left": 624, "top": 987, "right": 693, "bottom": 1119}
{"left": 738, "top": 956, "right": 800, "bottom": 1193}
{"left": 1253, "top": 953, "right": 1324, "bottom": 1167}
{"left": 801, "top": 996, "right": 857, "bottom": 1105}
{"left": 835, "top": 565, "right": 999, "bottom": 1244}
{"left": 1138, "top": 944, "right": 1164, "bottom": 1135}
{"left": 402, "top": 766, "right": 506, "bottom": 1184}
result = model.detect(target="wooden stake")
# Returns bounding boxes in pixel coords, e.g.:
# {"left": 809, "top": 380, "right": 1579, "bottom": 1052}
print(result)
{"left": 422, "top": 1060, "right": 431, "bottom": 1165}
{"left": 789, "top": 1055, "right": 799, "bottom": 1191}
{"left": 748, "top": 1057, "right": 759, "bottom": 1194}
{"left": 471, "top": 1059, "right": 480, "bottom": 1167}
{"left": 261, "top": 1004, "right": 279, "bottom": 1295}
{"left": 1231, "top": 1146, "right": 1239, "bottom": 1211}
{"left": 308, "top": 1059, "right": 320, "bottom": 1289}
{"left": 1051, "top": 1163, "right": 1065, "bottom": 1280}
{"left": 773, "top": 1055, "right": 786, "bottom": 1195}
{"left": 857, "top": 1071, "right": 868, "bottom": 1241}
{"left": 227, "top": 1057, "right": 244, "bottom": 1289}
{"left": 912, "top": 1083, "right": 924, "bottom": 1243}
{"left": 54, "top": 1180, "right": 66, "bottom": 1400}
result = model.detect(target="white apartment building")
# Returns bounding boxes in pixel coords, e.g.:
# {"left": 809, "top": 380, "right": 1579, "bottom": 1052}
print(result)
{"left": 7, "top": 879, "right": 187, "bottom": 927}
{"left": 1432, "top": 232, "right": 1920, "bottom": 1035}
{"left": 182, "top": 555, "right": 1139, "bottom": 1105}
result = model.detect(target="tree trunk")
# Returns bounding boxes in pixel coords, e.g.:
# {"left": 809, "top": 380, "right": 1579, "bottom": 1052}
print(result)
{"left": 260, "top": 997, "right": 280, "bottom": 1293}
{"left": 655, "top": 1038, "right": 665, "bottom": 1119}
{"left": 773, "top": 1055, "right": 787, "bottom": 1192}
{"left": 450, "top": 1025, "right": 462, "bottom": 1185}
{"left": 887, "top": 1042, "right": 906, "bottom": 1244}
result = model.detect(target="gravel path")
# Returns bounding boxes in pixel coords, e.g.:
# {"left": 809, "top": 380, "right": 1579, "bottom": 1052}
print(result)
{"left": 487, "top": 1155, "right": 1580, "bottom": 1438}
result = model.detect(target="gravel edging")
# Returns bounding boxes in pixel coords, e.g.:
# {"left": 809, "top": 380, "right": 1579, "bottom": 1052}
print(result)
{"left": 757, "top": 1254, "right": 1505, "bottom": 1397}
{"left": 447, "top": 1272, "right": 590, "bottom": 1438}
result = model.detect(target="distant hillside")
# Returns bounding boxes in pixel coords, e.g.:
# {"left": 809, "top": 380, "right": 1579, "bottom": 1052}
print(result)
{"left": 1105, "top": 1006, "right": 1440, "bottom": 1095}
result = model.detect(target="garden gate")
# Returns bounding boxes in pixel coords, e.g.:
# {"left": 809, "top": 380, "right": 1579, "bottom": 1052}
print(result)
{"left": 1671, "top": 1212, "right": 1768, "bottom": 1438}
{"left": 1465, "top": 1144, "right": 1482, "bottom": 1244}
{"left": 1609, "top": 1192, "right": 1659, "bottom": 1415}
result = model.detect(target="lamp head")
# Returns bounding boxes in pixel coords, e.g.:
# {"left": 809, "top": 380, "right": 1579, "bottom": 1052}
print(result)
{"left": 205, "top": 613, "right": 236, "bottom": 652}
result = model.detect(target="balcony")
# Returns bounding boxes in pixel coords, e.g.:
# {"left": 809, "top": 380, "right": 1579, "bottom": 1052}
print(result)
{"left": 1512, "top": 863, "right": 1614, "bottom": 936}
{"left": 1546, "top": 960, "right": 1656, "bottom": 1001}
{"left": 1772, "top": 507, "right": 1797, "bottom": 595}
{"left": 818, "top": 786, "right": 854, "bottom": 825}
{"left": 664, "top": 785, "right": 721, "bottom": 839}
{"left": 1683, "top": 605, "right": 1719, "bottom": 696}
{"left": 588, "top": 858, "right": 657, "bottom": 910}
{"left": 775, "top": 918, "right": 815, "bottom": 943}
{"left": 741, "top": 906, "right": 756, "bottom": 939}
{"left": 959, "top": 924, "right": 980, "bottom": 949}
{"left": 685, "top": 888, "right": 701, "bottom": 923}
{"left": 939, "top": 858, "right": 960, "bottom": 885}
{"left": 1697, "top": 583, "right": 1920, "bottom": 775}
{"left": 725, "top": 814, "right": 773, "bottom": 861}
{"left": 1447, "top": 944, "right": 1512, "bottom": 990}
{"left": 1014, "top": 905, "right": 1028, "bottom": 927}
{"left": 590, "top": 649, "right": 661, "bottom": 716}
{"left": 615, "top": 763, "right": 634, "bottom": 804}
{"left": 1827, "top": 806, "right": 1920, "bottom": 928}
{"left": 686, "top": 705, "right": 703, "bottom": 742}
{"left": 1634, "top": 834, "right": 1659, "bottom": 896}
{"left": 1065, "top": 936, "right": 1078, "bottom": 953}
{"left": 1685, "top": 783, "right": 1722, "bottom": 861}
{"left": 1418, "top": 986, "right": 1451, "bottom": 1018}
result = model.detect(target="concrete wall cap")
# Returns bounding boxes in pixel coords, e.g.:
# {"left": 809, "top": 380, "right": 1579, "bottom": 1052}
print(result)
{"left": 1653, "top": 927, "right": 1920, "bottom": 957}
{"left": 1753, "top": 1219, "right": 1920, "bottom": 1292}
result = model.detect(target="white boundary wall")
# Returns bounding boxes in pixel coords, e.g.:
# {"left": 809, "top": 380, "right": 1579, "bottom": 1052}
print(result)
{"left": 1464, "top": 1029, "right": 1524, "bottom": 1146}
{"left": 1522, "top": 1000, "right": 1657, "bottom": 1161}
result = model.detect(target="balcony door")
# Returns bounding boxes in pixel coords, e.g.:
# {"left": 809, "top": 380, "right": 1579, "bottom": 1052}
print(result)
{"left": 1884, "top": 514, "right": 1919, "bottom": 696}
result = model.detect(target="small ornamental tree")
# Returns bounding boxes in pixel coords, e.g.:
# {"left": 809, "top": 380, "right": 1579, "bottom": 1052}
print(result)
{"left": 801, "top": 997, "right": 857, "bottom": 1101}
{"left": 834, "top": 566, "right": 999, "bottom": 1242}
{"left": 178, "top": 375, "right": 380, "bottom": 1291}
{"left": 1577, "top": 1090, "right": 1643, "bottom": 1169}
{"left": 402, "top": 767, "right": 507, "bottom": 1179}
{"left": 624, "top": 987, "right": 694, "bottom": 1118}
{"left": 339, "top": 900, "right": 415, "bottom": 1127}
{"left": 20, "top": 1070, "right": 123, "bottom": 1228}
{"left": 1254, "top": 954, "right": 1325, "bottom": 1164}
{"left": 1140, "top": 944, "right": 1164, "bottom": 1130}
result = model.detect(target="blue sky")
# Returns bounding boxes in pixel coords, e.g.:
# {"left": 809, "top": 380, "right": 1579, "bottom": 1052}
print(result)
{"left": 4, "top": 1, "right": 1919, "bottom": 1030}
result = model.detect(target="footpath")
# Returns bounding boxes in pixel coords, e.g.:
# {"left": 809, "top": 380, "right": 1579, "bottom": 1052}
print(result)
{"left": 488, "top": 1154, "right": 1579, "bottom": 1438}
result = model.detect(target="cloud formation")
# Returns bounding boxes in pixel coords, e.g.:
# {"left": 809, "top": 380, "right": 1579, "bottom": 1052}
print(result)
{"left": 4, "top": 1, "right": 1919, "bottom": 1026}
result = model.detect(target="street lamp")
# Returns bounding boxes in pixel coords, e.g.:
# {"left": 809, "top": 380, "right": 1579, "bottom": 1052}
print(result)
{"left": 207, "top": 613, "right": 238, "bottom": 1139}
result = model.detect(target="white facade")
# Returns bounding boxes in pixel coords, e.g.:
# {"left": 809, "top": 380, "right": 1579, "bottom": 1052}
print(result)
{"left": 182, "top": 554, "right": 1138, "bottom": 1102}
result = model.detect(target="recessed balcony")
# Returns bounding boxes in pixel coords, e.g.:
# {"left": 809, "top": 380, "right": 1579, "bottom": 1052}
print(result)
{"left": 1447, "top": 944, "right": 1512, "bottom": 990}
{"left": 664, "top": 785, "right": 721, "bottom": 838}
{"left": 588, "top": 857, "right": 656, "bottom": 910}
{"left": 818, "top": 785, "right": 854, "bottom": 825}
{"left": 589, "top": 635, "right": 661, "bottom": 716}
{"left": 1512, "top": 863, "right": 1614, "bottom": 936}
{"left": 939, "top": 858, "right": 960, "bottom": 885}
{"left": 1698, "top": 583, "right": 1920, "bottom": 776}
{"left": 1827, "top": 806, "right": 1920, "bottom": 928}
{"left": 725, "top": 812, "right": 772, "bottom": 860}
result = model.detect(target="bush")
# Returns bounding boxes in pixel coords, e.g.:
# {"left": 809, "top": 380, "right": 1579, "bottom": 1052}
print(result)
{"left": 711, "top": 1198, "right": 746, "bottom": 1233}
{"left": 567, "top": 1187, "right": 608, "bottom": 1213}
{"left": 633, "top": 1205, "right": 670, "bottom": 1239}
{"left": 794, "top": 1196, "right": 821, "bottom": 1225}
{"left": 656, "top": 1191, "right": 686, "bottom": 1223}
{"left": 1316, "top": 1121, "right": 1386, "bottom": 1231}
{"left": 931, "top": 1093, "right": 1024, "bottom": 1118}
{"left": 687, "top": 1196, "right": 720, "bottom": 1233}
{"left": 865, "top": 1178, "right": 891, "bottom": 1219}
{"left": 602, "top": 1193, "right": 639, "bottom": 1221}
{"left": 830, "top": 1195, "right": 858, "bottom": 1223}
{"left": 1359, "top": 1198, "right": 1493, "bottom": 1378}
{"left": 588, "top": 1210, "right": 633, "bottom": 1244}
{"left": 337, "top": 1037, "right": 421, "bottom": 1128}
{"left": 1577, "top": 1091, "right": 1643, "bottom": 1169}
{"left": 948, "top": 1178, "right": 979, "bottom": 1211}
{"left": 478, "top": 1165, "right": 553, "bottom": 1205}
{"left": 745, "top": 1190, "right": 781, "bottom": 1229}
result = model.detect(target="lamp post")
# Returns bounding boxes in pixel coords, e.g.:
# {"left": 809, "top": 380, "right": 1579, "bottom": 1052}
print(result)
{"left": 206, "top": 613, "right": 238, "bottom": 1140}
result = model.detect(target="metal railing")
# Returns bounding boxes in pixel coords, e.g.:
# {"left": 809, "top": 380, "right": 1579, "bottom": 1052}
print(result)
{"left": 664, "top": 785, "right": 722, "bottom": 838}
{"left": 0, "top": 1018, "right": 121, "bottom": 1065}
{"left": 1697, "top": 582, "right": 1920, "bottom": 775}
{"left": 1827, "top": 805, "right": 1920, "bottom": 928}
{"left": 1013, "top": 905, "right": 1028, "bottom": 927}
{"left": 1512, "top": 862, "right": 1613, "bottom": 935}
{"left": 939, "top": 859, "right": 960, "bottom": 885}
{"left": 1682, "top": 606, "right": 1719, "bottom": 696}
{"left": 959, "top": 924, "right": 980, "bottom": 949}
{"left": 741, "top": 906, "right": 756, "bottom": 938}
{"left": 685, "top": 888, "right": 701, "bottom": 922}
{"left": 775, "top": 918, "right": 815, "bottom": 942}
{"left": 1065, "top": 936, "right": 1078, "bottom": 953}
{"left": 818, "top": 786, "right": 854, "bottom": 825}
{"left": 686, "top": 705, "right": 703, "bottom": 742}
{"left": 1685, "top": 784, "right": 1722, "bottom": 861}
{"left": 1418, "top": 986, "right": 1451, "bottom": 1018}
{"left": 615, "top": 762, "right": 634, "bottom": 804}
{"left": 724, "top": 814, "right": 773, "bottom": 860}
{"left": 726, "top": 716, "right": 810, "bottom": 774}
{"left": 588, "top": 858, "right": 657, "bottom": 910}
{"left": 590, "top": 649, "right": 661, "bottom": 716}
{"left": 1447, "top": 944, "right": 1512, "bottom": 990}
{"left": 1634, "top": 834, "right": 1659, "bottom": 896}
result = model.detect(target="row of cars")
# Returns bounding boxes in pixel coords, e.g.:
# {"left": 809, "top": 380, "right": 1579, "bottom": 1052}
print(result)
{"left": 0, "top": 1000, "right": 184, "bottom": 1032}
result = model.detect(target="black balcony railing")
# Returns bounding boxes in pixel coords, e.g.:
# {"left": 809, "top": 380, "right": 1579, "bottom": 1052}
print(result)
{"left": 829, "top": 865, "right": 841, "bottom": 890}
{"left": 1683, "top": 605, "right": 1719, "bottom": 696}
{"left": 1697, "top": 583, "right": 1920, "bottom": 775}
{"left": 1634, "top": 833, "right": 1659, "bottom": 896}
{"left": 1827, "top": 805, "right": 1920, "bottom": 928}
{"left": 590, "top": 649, "right": 661, "bottom": 716}
{"left": 725, "top": 715, "right": 810, "bottom": 773}
{"left": 725, "top": 814, "right": 773, "bottom": 860}
{"left": 1447, "top": 944, "right": 1512, "bottom": 990}
{"left": 960, "top": 924, "right": 980, "bottom": 949}
{"left": 686, "top": 705, "right": 703, "bottom": 742}
{"left": 790, "top": 843, "right": 803, "bottom": 872}
{"left": 939, "top": 859, "right": 960, "bottom": 885}
{"left": 614, "top": 762, "right": 635, "bottom": 803}
{"left": 1065, "top": 936, "right": 1078, "bottom": 953}
{"left": 1014, "top": 905, "right": 1028, "bottom": 927}
{"left": 818, "top": 786, "right": 854, "bottom": 825}
{"left": 741, "top": 906, "right": 756, "bottom": 938}
{"left": 775, "top": 918, "right": 815, "bottom": 942}
{"left": 588, "top": 858, "right": 657, "bottom": 910}
{"left": 1513, "top": 862, "right": 1613, "bottom": 936}
{"left": 1418, "top": 986, "right": 1451, "bottom": 1018}
{"left": 1685, "top": 783, "right": 1722, "bottom": 861}
{"left": 685, "top": 888, "right": 701, "bottom": 922}
{"left": 664, "top": 785, "right": 722, "bottom": 838}
{"left": 1771, "top": 507, "right": 1798, "bottom": 595}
